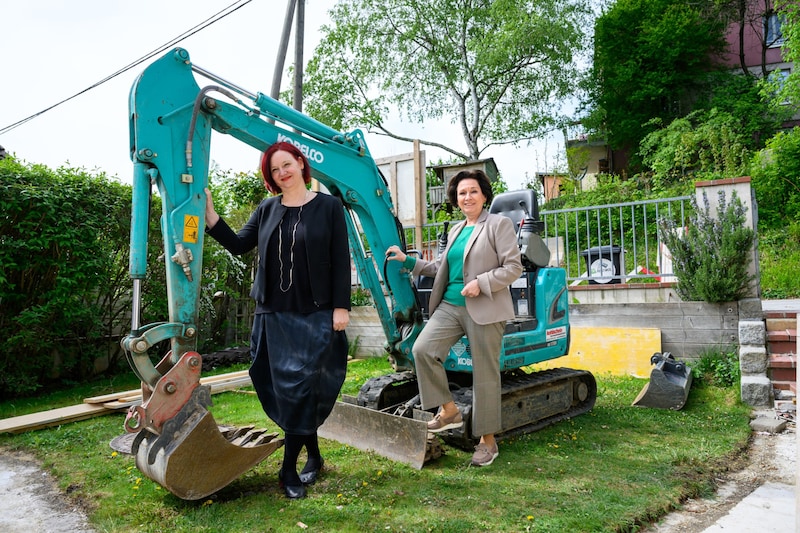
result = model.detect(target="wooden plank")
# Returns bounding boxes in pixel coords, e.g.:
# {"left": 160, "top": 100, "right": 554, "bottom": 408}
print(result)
{"left": 1, "top": 371, "right": 255, "bottom": 434}
{"left": 0, "top": 403, "right": 110, "bottom": 434}
{"left": 571, "top": 302, "right": 738, "bottom": 318}
{"left": 535, "top": 326, "right": 662, "bottom": 379}
{"left": 94, "top": 376, "right": 253, "bottom": 412}
{"left": 84, "top": 370, "right": 251, "bottom": 404}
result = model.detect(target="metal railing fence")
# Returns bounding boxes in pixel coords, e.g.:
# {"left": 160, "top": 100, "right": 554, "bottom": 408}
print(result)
{"left": 539, "top": 196, "right": 692, "bottom": 284}
{"left": 400, "top": 194, "right": 692, "bottom": 285}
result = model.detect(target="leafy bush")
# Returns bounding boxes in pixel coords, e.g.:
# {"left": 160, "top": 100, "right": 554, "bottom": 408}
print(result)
{"left": 639, "top": 109, "right": 752, "bottom": 191}
{"left": 691, "top": 347, "right": 740, "bottom": 388}
{"left": 659, "top": 189, "right": 754, "bottom": 302}
{"left": 758, "top": 221, "right": 800, "bottom": 299}
{"left": 350, "top": 286, "right": 373, "bottom": 306}
{"left": 0, "top": 159, "right": 132, "bottom": 397}
{"left": 0, "top": 160, "right": 267, "bottom": 398}
{"left": 750, "top": 127, "right": 800, "bottom": 231}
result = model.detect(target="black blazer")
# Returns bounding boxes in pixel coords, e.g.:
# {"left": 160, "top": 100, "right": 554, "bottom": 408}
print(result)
{"left": 206, "top": 193, "right": 352, "bottom": 311}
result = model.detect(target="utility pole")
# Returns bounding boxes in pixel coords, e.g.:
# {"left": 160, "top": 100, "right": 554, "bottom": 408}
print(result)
{"left": 270, "top": 0, "right": 305, "bottom": 112}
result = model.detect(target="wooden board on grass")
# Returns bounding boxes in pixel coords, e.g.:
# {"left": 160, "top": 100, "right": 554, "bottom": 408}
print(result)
{"left": 0, "top": 403, "right": 110, "bottom": 435}
{"left": 535, "top": 326, "right": 662, "bottom": 379}
{"left": 1, "top": 370, "right": 254, "bottom": 435}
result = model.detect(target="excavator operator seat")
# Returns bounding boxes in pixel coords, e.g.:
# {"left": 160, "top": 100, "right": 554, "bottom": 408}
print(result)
{"left": 488, "top": 189, "right": 540, "bottom": 229}
{"left": 490, "top": 189, "right": 551, "bottom": 321}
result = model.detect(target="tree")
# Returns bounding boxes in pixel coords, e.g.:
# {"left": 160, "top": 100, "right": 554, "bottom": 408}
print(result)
{"left": 586, "top": 0, "right": 730, "bottom": 159}
{"left": 303, "top": 0, "right": 594, "bottom": 161}
{"left": 775, "top": 1, "right": 800, "bottom": 108}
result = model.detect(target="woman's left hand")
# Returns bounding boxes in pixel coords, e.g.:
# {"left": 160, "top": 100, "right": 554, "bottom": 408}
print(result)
{"left": 333, "top": 308, "right": 350, "bottom": 331}
{"left": 461, "top": 279, "right": 480, "bottom": 298}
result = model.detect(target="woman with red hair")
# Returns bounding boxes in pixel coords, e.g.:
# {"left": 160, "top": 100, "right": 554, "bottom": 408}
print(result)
{"left": 205, "top": 141, "right": 351, "bottom": 499}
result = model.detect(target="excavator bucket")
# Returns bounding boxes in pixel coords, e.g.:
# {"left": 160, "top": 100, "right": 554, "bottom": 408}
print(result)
{"left": 633, "top": 352, "right": 692, "bottom": 410}
{"left": 111, "top": 386, "right": 283, "bottom": 500}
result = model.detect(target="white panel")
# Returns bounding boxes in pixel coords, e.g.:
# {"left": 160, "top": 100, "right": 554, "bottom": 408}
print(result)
{"left": 395, "top": 159, "right": 417, "bottom": 226}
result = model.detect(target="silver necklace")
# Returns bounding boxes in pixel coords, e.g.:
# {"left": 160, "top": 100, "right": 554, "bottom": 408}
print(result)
{"left": 278, "top": 191, "right": 309, "bottom": 292}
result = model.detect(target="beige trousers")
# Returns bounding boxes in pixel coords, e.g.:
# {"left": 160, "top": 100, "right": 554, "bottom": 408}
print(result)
{"left": 412, "top": 301, "right": 504, "bottom": 437}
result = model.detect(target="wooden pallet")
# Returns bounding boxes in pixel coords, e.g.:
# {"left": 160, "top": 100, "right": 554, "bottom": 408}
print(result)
{"left": 0, "top": 370, "right": 253, "bottom": 435}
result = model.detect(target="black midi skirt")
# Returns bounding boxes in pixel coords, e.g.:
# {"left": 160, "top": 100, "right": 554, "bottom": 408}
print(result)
{"left": 249, "top": 309, "right": 348, "bottom": 435}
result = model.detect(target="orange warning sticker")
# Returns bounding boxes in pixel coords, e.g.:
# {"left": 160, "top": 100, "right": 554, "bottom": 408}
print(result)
{"left": 183, "top": 215, "right": 199, "bottom": 243}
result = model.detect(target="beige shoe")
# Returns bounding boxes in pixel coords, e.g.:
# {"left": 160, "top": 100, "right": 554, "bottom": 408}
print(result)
{"left": 426, "top": 410, "right": 463, "bottom": 432}
{"left": 471, "top": 442, "right": 499, "bottom": 466}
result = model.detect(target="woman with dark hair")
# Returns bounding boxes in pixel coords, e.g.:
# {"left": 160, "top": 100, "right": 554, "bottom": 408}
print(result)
{"left": 386, "top": 169, "right": 522, "bottom": 467}
{"left": 204, "top": 141, "right": 351, "bottom": 499}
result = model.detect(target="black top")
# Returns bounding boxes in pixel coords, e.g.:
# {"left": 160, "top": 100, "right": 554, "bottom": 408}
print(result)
{"left": 206, "top": 193, "right": 352, "bottom": 313}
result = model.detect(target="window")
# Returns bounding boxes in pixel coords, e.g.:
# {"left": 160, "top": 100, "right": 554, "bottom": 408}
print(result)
{"left": 765, "top": 11, "right": 785, "bottom": 47}
{"left": 768, "top": 68, "right": 791, "bottom": 104}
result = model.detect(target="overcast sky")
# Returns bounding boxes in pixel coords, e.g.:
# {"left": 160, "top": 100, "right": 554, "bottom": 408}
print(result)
{"left": 1, "top": 0, "right": 565, "bottom": 191}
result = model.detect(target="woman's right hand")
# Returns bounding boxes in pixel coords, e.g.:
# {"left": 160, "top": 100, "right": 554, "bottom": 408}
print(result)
{"left": 204, "top": 188, "right": 220, "bottom": 229}
{"left": 385, "top": 245, "right": 407, "bottom": 263}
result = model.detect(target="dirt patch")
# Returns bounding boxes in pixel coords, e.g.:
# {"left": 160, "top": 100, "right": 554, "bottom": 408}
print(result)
{"left": 644, "top": 411, "right": 796, "bottom": 532}
{"left": 0, "top": 449, "right": 95, "bottom": 533}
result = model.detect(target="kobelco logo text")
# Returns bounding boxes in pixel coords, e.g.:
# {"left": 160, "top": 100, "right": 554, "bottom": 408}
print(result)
{"left": 276, "top": 133, "right": 324, "bottom": 164}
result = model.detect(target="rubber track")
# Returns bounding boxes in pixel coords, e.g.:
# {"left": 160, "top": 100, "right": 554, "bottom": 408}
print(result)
{"left": 357, "top": 368, "right": 597, "bottom": 447}
{"left": 495, "top": 367, "right": 597, "bottom": 440}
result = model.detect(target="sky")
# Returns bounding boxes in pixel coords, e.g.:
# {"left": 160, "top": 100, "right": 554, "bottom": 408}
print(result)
{"left": 0, "top": 0, "right": 566, "bottom": 191}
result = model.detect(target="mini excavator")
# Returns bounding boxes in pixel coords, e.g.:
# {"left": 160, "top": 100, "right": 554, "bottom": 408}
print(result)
{"left": 114, "top": 48, "right": 596, "bottom": 499}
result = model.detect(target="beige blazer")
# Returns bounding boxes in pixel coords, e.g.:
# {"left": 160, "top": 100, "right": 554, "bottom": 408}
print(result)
{"left": 411, "top": 210, "right": 523, "bottom": 325}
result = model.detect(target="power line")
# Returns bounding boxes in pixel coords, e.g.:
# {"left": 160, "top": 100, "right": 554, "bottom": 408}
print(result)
{"left": 0, "top": 0, "right": 253, "bottom": 137}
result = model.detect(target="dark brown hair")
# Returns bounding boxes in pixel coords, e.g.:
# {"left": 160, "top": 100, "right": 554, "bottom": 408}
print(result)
{"left": 260, "top": 141, "right": 312, "bottom": 194}
{"left": 447, "top": 169, "right": 493, "bottom": 207}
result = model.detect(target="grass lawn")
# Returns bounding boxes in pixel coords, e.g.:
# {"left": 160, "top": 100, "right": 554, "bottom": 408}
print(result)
{"left": 0, "top": 357, "right": 753, "bottom": 533}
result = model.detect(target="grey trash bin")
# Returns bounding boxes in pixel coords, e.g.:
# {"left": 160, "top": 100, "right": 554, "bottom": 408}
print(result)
{"left": 580, "top": 245, "right": 622, "bottom": 284}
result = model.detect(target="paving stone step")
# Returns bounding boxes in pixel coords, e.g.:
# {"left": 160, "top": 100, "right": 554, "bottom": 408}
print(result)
{"left": 766, "top": 316, "right": 798, "bottom": 331}
{"left": 766, "top": 328, "right": 797, "bottom": 356}
{"left": 771, "top": 380, "right": 796, "bottom": 392}
{"left": 769, "top": 354, "right": 797, "bottom": 368}
{"left": 764, "top": 310, "right": 799, "bottom": 321}
{"left": 769, "top": 367, "right": 797, "bottom": 383}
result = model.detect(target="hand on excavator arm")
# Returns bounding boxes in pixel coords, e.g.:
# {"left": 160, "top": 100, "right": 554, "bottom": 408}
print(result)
{"left": 385, "top": 245, "right": 407, "bottom": 263}
{"left": 204, "top": 188, "right": 220, "bottom": 229}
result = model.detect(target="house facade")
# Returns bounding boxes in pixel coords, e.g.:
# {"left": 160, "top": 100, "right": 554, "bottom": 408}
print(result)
{"left": 719, "top": 1, "right": 799, "bottom": 129}
{"left": 560, "top": 1, "right": 796, "bottom": 196}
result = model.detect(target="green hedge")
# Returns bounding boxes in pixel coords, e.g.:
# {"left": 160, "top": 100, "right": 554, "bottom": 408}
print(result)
{"left": 0, "top": 160, "right": 255, "bottom": 399}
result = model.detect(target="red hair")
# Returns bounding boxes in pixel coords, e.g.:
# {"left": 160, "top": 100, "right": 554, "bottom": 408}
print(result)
{"left": 259, "top": 141, "right": 312, "bottom": 194}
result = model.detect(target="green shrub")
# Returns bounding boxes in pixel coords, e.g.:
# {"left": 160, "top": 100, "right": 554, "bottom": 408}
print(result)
{"left": 659, "top": 189, "right": 755, "bottom": 302}
{"left": 0, "top": 159, "right": 133, "bottom": 397}
{"left": 691, "top": 347, "right": 740, "bottom": 388}
{"left": 350, "top": 286, "right": 373, "bottom": 306}
{"left": 759, "top": 222, "right": 800, "bottom": 299}
{"left": 750, "top": 127, "right": 800, "bottom": 231}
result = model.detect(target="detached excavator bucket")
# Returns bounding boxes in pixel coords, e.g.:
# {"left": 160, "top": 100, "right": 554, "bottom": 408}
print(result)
{"left": 632, "top": 352, "right": 692, "bottom": 410}
{"left": 111, "top": 386, "right": 283, "bottom": 500}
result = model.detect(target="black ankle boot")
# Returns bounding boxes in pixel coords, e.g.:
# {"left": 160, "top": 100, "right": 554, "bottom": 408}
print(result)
{"left": 299, "top": 458, "right": 324, "bottom": 485}
{"left": 278, "top": 469, "right": 307, "bottom": 499}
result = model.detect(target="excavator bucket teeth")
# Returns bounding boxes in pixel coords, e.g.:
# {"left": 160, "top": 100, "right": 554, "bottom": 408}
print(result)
{"left": 319, "top": 399, "right": 435, "bottom": 469}
{"left": 131, "top": 410, "right": 283, "bottom": 500}
{"left": 633, "top": 352, "right": 692, "bottom": 410}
